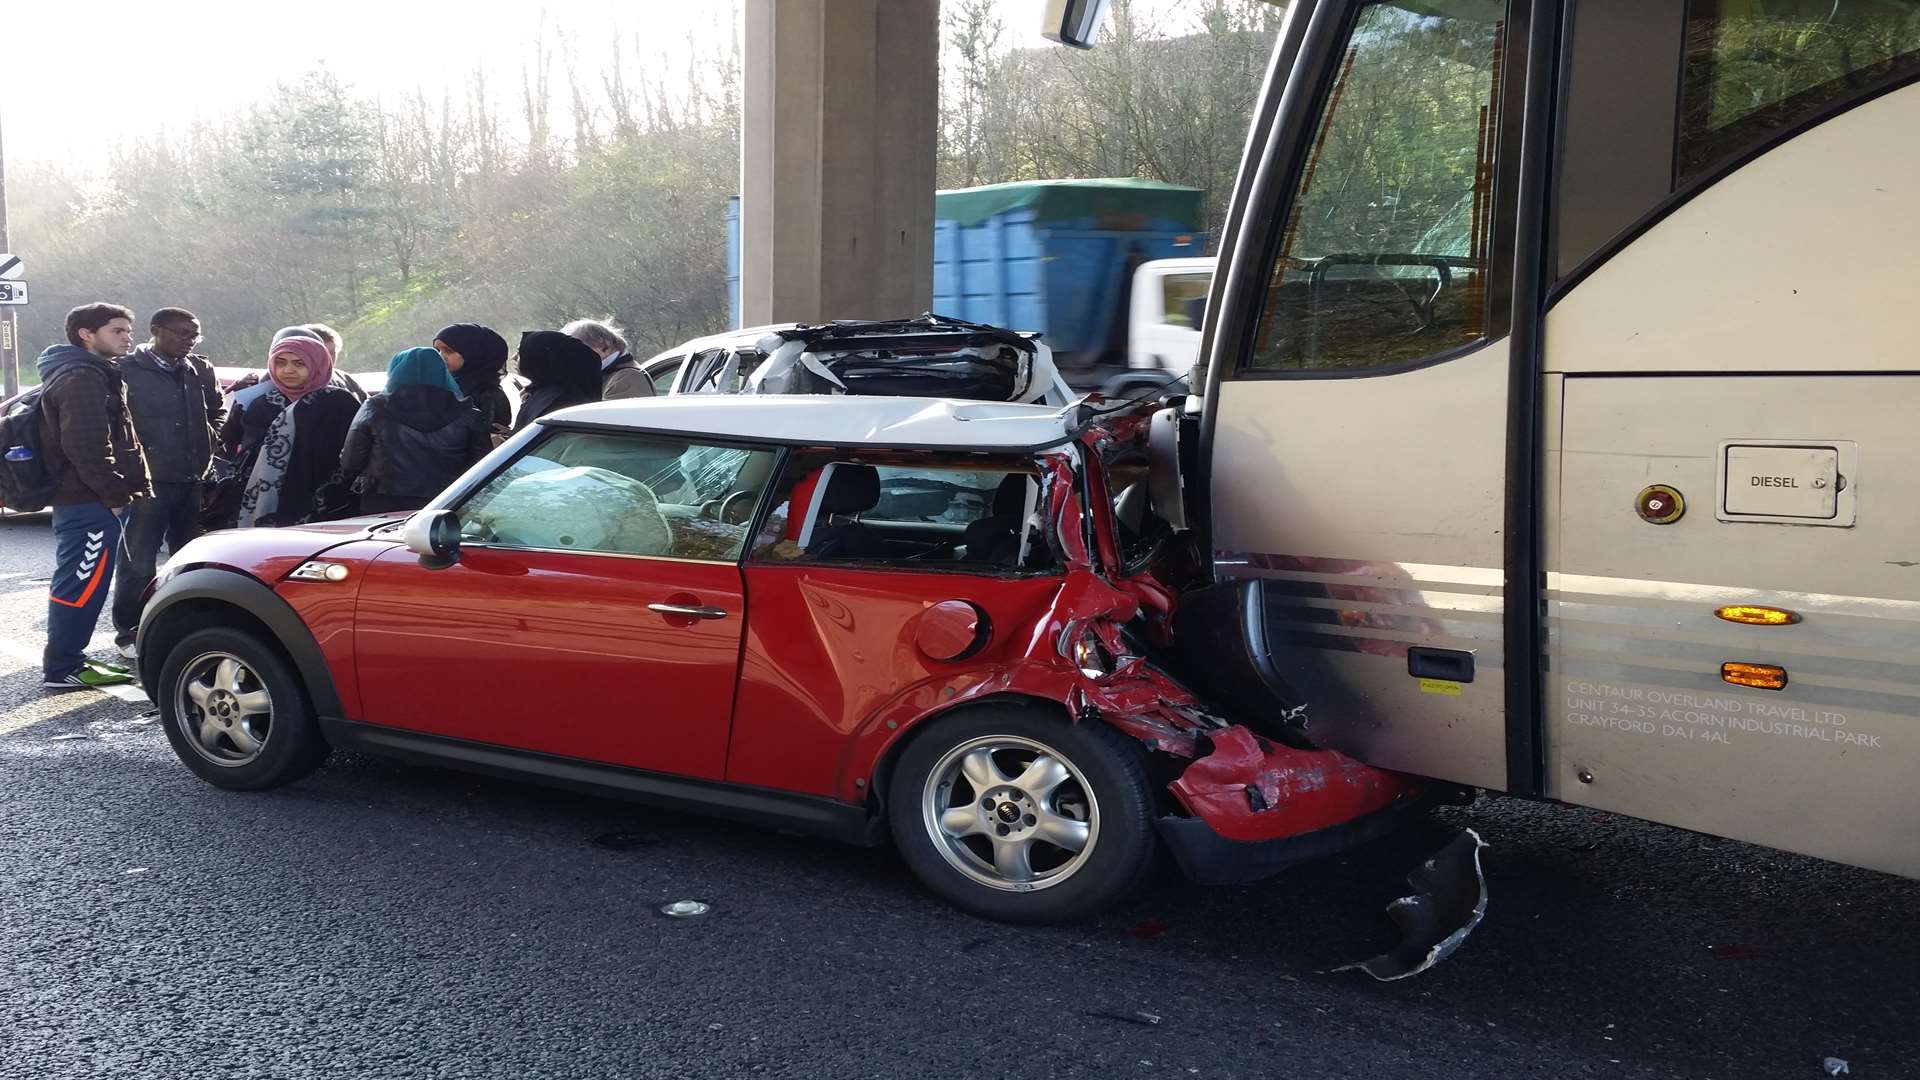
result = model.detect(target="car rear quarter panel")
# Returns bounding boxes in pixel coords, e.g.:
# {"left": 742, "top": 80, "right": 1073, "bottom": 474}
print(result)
{"left": 728, "top": 565, "right": 1075, "bottom": 799}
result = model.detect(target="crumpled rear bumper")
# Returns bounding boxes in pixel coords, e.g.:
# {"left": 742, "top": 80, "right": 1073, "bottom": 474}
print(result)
{"left": 1155, "top": 803, "right": 1415, "bottom": 884}
{"left": 1157, "top": 725, "right": 1424, "bottom": 884}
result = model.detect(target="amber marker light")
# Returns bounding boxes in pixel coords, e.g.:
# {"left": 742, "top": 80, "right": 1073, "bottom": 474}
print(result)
{"left": 1715, "top": 605, "right": 1800, "bottom": 626}
{"left": 1722, "top": 662, "right": 1788, "bottom": 690}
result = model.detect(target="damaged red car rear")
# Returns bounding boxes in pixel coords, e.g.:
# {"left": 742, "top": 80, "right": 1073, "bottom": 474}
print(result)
{"left": 138, "top": 393, "right": 1420, "bottom": 923}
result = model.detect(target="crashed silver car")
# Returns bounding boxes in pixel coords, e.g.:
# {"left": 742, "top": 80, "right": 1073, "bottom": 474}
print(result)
{"left": 640, "top": 314, "right": 1078, "bottom": 407}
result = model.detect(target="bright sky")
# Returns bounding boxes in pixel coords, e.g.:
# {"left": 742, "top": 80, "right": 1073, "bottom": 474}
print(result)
{"left": 6, "top": 0, "right": 1095, "bottom": 171}
{"left": 7, "top": 1, "right": 723, "bottom": 168}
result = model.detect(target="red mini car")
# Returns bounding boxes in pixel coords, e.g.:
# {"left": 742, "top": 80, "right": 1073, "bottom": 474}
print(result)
{"left": 138, "top": 394, "right": 1419, "bottom": 922}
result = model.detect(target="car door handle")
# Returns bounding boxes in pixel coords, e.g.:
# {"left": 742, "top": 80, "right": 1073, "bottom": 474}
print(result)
{"left": 648, "top": 602, "right": 730, "bottom": 620}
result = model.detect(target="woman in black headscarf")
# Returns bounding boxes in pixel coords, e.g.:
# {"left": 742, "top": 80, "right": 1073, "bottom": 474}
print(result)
{"left": 513, "top": 330, "right": 604, "bottom": 431}
{"left": 433, "top": 323, "right": 513, "bottom": 432}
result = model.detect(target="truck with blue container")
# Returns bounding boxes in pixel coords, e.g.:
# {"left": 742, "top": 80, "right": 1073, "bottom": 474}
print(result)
{"left": 727, "top": 178, "right": 1212, "bottom": 394}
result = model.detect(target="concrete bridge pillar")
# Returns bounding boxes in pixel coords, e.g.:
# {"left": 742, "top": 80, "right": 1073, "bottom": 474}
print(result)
{"left": 741, "top": 0, "right": 939, "bottom": 325}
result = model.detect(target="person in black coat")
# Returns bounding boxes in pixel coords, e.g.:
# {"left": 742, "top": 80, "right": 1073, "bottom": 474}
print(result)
{"left": 433, "top": 323, "right": 513, "bottom": 433}
{"left": 234, "top": 336, "right": 359, "bottom": 527}
{"left": 512, "top": 330, "right": 603, "bottom": 432}
{"left": 336, "top": 347, "right": 492, "bottom": 514}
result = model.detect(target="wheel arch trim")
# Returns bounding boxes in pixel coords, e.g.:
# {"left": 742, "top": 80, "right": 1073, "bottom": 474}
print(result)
{"left": 855, "top": 686, "right": 1077, "bottom": 816}
{"left": 136, "top": 566, "right": 345, "bottom": 720}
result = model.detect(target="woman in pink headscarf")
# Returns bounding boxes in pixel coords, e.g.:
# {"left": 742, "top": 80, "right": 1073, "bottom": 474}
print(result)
{"left": 235, "top": 332, "right": 361, "bottom": 526}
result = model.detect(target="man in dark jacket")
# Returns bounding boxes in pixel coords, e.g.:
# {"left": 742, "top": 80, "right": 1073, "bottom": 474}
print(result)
{"left": 110, "top": 307, "right": 224, "bottom": 658}
{"left": 563, "top": 318, "right": 654, "bottom": 399}
{"left": 37, "top": 303, "right": 151, "bottom": 690}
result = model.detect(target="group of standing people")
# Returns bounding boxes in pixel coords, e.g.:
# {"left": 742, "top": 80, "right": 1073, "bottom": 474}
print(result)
{"left": 30, "top": 302, "right": 653, "bottom": 690}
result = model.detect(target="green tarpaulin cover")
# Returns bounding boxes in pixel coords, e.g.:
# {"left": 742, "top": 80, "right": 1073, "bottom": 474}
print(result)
{"left": 934, "top": 178, "right": 1204, "bottom": 229}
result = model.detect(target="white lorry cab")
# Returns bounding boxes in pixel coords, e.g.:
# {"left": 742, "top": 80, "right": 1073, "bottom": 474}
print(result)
{"left": 1108, "top": 257, "right": 1216, "bottom": 398}
{"left": 1054, "top": 0, "right": 1920, "bottom": 878}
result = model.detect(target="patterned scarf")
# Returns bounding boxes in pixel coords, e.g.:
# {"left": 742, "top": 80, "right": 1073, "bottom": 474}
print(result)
{"left": 237, "top": 387, "right": 299, "bottom": 527}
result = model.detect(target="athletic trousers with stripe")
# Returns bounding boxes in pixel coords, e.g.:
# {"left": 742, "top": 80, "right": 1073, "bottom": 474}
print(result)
{"left": 45, "top": 502, "right": 123, "bottom": 680}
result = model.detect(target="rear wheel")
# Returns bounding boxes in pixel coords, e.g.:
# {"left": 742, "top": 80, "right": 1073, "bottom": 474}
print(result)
{"left": 889, "top": 707, "right": 1158, "bottom": 924}
{"left": 158, "top": 627, "right": 329, "bottom": 790}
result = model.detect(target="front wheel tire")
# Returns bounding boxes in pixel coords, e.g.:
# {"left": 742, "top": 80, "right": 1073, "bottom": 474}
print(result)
{"left": 889, "top": 707, "right": 1159, "bottom": 924}
{"left": 157, "top": 627, "right": 329, "bottom": 791}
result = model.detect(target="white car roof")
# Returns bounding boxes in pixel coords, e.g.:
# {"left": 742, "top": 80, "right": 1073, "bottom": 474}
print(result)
{"left": 540, "top": 394, "right": 1076, "bottom": 451}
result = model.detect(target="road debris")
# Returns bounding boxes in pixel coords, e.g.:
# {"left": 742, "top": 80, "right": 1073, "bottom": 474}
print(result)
{"left": 1124, "top": 918, "right": 1171, "bottom": 940}
{"left": 1823, "top": 1057, "right": 1849, "bottom": 1076}
{"left": 1088, "top": 1009, "right": 1163, "bottom": 1027}
{"left": 660, "top": 900, "right": 711, "bottom": 918}
{"left": 591, "top": 831, "right": 654, "bottom": 851}
{"left": 49, "top": 733, "right": 94, "bottom": 742}
{"left": 1335, "top": 829, "right": 1489, "bottom": 981}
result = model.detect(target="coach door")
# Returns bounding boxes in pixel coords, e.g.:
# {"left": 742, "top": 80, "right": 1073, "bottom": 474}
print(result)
{"left": 1202, "top": 0, "right": 1533, "bottom": 792}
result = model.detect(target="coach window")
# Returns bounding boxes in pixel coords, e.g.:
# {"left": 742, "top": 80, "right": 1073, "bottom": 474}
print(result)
{"left": 1245, "top": 1, "right": 1507, "bottom": 375}
{"left": 1678, "top": 1, "right": 1920, "bottom": 186}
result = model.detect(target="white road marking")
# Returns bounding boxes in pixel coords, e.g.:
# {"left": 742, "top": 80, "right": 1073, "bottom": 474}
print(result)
{"left": 0, "top": 635, "right": 149, "bottom": 704}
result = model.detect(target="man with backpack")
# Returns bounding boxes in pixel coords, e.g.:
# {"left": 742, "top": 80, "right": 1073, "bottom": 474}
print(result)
{"left": 34, "top": 303, "right": 150, "bottom": 689}
{"left": 109, "top": 308, "right": 223, "bottom": 660}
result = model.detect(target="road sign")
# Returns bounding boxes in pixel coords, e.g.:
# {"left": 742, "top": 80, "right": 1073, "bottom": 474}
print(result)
{"left": 0, "top": 281, "right": 27, "bottom": 305}
{"left": 0, "top": 255, "right": 22, "bottom": 281}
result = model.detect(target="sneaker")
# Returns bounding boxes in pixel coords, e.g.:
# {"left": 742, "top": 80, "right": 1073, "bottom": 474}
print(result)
{"left": 116, "top": 641, "right": 138, "bottom": 661}
{"left": 44, "top": 667, "right": 136, "bottom": 690}
{"left": 86, "top": 656, "right": 134, "bottom": 676}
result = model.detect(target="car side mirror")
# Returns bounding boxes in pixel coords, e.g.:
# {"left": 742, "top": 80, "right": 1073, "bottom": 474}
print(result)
{"left": 1041, "top": 0, "right": 1112, "bottom": 48}
{"left": 403, "top": 509, "right": 462, "bottom": 569}
{"left": 1147, "top": 406, "right": 1189, "bottom": 532}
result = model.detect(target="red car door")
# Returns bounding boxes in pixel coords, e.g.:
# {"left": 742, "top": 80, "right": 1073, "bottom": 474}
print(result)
{"left": 351, "top": 429, "right": 779, "bottom": 780}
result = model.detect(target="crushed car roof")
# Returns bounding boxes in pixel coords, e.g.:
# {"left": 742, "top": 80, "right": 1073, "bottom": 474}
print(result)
{"left": 540, "top": 394, "right": 1079, "bottom": 451}
{"left": 650, "top": 314, "right": 1077, "bottom": 407}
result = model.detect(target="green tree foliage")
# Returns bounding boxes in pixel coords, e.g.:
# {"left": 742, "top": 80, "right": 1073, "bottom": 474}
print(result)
{"left": 13, "top": 24, "right": 742, "bottom": 373}
{"left": 939, "top": 0, "right": 1284, "bottom": 240}
{"left": 13, "top": 2, "right": 1278, "bottom": 374}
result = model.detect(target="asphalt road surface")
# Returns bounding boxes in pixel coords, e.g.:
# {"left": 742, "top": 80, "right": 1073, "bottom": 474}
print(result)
{"left": 2, "top": 511, "right": 1915, "bottom": 1080}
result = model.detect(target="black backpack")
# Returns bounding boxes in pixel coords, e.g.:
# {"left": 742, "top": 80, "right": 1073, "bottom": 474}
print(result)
{"left": 0, "top": 386, "right": 56, "bottom": 513}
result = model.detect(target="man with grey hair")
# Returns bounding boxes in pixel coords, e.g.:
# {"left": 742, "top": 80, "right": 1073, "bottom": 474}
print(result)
{"left": 563, "top": 317, "right": 654, "bottom": 399}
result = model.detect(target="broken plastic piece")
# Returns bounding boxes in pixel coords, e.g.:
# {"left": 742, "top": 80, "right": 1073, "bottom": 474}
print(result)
{"left": 1088, "top": 1010, "right": 1163, "bottom": 1027}
{"left": 1336, "top": 829, "right": 1489, "bottom": 981}
{"left": 660, "top": 900, "right": 711, "bottom": 918}
{"left": 1823, "top": 1057, "right": 1849, "bottom": 1076}
{"left": 49, "top": 733, "right": 94, "bottom": 742}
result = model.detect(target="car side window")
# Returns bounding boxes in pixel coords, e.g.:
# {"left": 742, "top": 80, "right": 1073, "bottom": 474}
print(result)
{"left": 748, "top": 453, "right": 1056, "bottom": 574}
{"left": 1678, "top": 1, "right": 1920, "bottom": 185}
{"left": 456, "top": 429, "right": 777, "bottom": 561}
{"left": 646, "top": 355, "right": 686, "bottom": 394}
{"left": 681, "top": 348, "right": 763, "bottom": 394}
{"left": 1246, "top": 1, "right": 1506, "bottom": 374}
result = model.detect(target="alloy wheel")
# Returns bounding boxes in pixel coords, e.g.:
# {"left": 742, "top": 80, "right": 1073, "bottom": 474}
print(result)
{"left": 921, "top": 734, "right": 1100, "bottom": 893}
{"left": 174, "top": 651, "right": 275, "bottom": 768}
